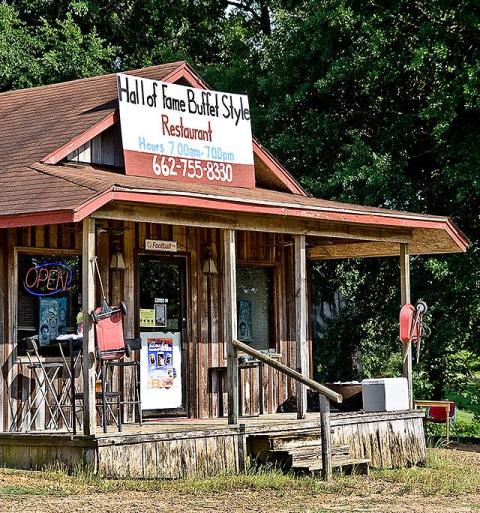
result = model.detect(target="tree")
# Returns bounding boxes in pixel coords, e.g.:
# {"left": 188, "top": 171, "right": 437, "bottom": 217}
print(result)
{"left": 0, "top": 4, "right": 113, "bottom": 91}
{"left": 246, "top": 0, "right": 480, "bottom": 397}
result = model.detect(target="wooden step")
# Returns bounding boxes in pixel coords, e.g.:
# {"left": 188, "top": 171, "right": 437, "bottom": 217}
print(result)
{"left": 294, "top": 456, "right": 370, "bottom": 474}
{"left": 273, "top": 443, "right": 350, "bottom": 467}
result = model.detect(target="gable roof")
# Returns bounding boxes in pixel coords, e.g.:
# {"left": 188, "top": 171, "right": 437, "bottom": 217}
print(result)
{"left": 0, "top": 61, "right": 306, "bottom": 195}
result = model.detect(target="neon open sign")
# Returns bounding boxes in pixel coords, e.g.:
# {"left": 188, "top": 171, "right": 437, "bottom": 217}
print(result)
{"left": 23, "top": 262, "right": 73, "bottom": 297}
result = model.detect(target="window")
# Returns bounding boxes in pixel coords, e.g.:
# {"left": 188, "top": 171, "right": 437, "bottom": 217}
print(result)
{"left": 17, "top": 252, "right": 82, "bottom": 356}
{"left": 236, "top": 266, "right": 274, "bottom": 351}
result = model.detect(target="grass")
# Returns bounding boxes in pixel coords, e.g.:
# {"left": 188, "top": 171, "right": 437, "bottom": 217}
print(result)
{"left": 372, "top": 448, "right": 480, "bottom": 495}
{"left": 0, "top": 447, "right": 478, "bottom": 499}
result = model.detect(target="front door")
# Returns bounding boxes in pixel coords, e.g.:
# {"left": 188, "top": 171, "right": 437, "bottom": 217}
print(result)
{"left": 138, "top": 255, "right": 187, "bottom": 416}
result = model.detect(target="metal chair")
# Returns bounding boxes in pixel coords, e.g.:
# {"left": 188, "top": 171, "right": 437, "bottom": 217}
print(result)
{"left": 22, "top": 336, "right": 70, "bottom": 432}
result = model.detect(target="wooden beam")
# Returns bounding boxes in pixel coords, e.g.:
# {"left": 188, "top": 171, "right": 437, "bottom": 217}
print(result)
{"left": 233, "top": 339, "right": 343, "bottom": 403}
{"left": 82, "top": 218, "right": 96, "bottom": 435}
{"left": 224, "top": 229, "right": 239, "bottom": 425}
{"left": 93, "top": 202, "right": 413, "bottom": 244}
{"left": 308, "top": 241, "right": 401, "bottom": 260}
{"left": 400, "top": 243, "right": 413, "bottom": 408}
{"left": 319, "top": 395, "right": 332, "bottom": 481}
{"left": 295, "top": 235, "right": 308, "bottom": 419}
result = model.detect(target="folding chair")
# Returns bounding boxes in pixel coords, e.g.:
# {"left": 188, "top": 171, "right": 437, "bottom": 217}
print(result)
{"left": 22, "top": 336, "right": 71, "bottom": 432}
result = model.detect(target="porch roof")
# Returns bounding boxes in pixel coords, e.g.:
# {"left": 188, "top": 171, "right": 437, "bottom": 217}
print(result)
{"left": 0, "top": 161, "right": 468, "bottom": 258}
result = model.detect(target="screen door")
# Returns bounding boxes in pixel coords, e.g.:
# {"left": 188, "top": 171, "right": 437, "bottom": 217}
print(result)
{"left": 138, "top": 255, "right": 187, "bottom": 415}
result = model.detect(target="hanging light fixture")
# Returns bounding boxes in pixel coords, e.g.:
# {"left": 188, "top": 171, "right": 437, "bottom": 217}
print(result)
{"left": 203, "top": 246, "right": 218, "bottom": 275}
{"left": 110, "top": 240, "right": 126, "bottom": 270}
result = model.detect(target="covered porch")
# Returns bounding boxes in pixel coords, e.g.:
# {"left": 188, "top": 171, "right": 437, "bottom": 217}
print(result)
{"left": 0, "top": 191, "right": 464, "bottom": 476}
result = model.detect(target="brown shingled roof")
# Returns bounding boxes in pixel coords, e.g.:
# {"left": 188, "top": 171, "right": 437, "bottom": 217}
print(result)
{"left": 0, "top": 63, "right": 468, "bottom": 257}
{"left": 0, "top": 62, "right": 183, "bottom": 171}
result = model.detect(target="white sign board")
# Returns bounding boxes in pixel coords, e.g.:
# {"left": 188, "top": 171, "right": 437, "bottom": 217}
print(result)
{"left": 145, "top": 239, "right": 177, "bottom": 252}
{"left": 140, "top": 332, "right": 182, "bottom": 411}
{"left": 117, "top": 73, "right": 255, "bottom": 188}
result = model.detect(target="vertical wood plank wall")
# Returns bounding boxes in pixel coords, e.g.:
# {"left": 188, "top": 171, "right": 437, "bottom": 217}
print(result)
{"left": 0, "top": 223, "right": 302, "bottom": 430}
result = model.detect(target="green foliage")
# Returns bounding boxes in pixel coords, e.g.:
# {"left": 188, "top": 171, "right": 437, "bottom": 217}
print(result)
{"left": 1, "top": 0, "right": 479, "bottom": 401}
{"left": 251, "top": 0, "right": 480, "bottom": 399}
{"left": 0, "top": 4, "right": 113, "bottom": 90}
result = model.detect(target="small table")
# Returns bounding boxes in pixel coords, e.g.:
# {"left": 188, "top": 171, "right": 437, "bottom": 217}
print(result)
{"left": 414, "top": 399, "right": 454, "bottom": 443}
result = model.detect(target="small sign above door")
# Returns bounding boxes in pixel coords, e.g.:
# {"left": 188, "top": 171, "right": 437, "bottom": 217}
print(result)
{"left": 145, "top": 239, "right": 177, "bottom": 252}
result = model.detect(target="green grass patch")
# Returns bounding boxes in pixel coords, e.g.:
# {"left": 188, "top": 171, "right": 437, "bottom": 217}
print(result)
{"left": 372, "top": 448, "right": 480, "bottom": 495}
{"left": 0, "top": 447, "right": 477, "bottom": 498}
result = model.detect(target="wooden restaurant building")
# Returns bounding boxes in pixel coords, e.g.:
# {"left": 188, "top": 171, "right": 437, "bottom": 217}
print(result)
{"left": 0, "top": 62, "right": 468, "bottom": 477}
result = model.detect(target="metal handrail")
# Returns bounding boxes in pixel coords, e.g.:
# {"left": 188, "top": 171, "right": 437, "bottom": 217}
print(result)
{"left": 232, "top": 339, "right": 343, "bottom": 404}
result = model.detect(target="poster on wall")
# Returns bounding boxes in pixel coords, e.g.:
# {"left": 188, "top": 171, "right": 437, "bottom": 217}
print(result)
{"left": 39, "top": 297, "right": 67, "bottom": 346}
{"left": 140, "top": 332, "right": 182, "bottom": 411}
{"left": 140, "top": 308, "right": 155, "bottom": 328}
{"left": 238, "top": 299, "right": 253, "bottom": 342}
{"left": 117, "top": 73, "right": 255, "bottom": 188}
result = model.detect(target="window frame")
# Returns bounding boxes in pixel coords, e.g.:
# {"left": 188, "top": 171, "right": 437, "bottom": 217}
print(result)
{"left": 236, "top": 261, "right": 279, "bottom": 351}
{"left": 13, "top": 246, "right": 82, "bottom": 360}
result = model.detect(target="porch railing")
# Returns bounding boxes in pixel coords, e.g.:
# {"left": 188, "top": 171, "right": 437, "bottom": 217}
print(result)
{"left": 232, "top": 339, "right": 343, "bottom": 480}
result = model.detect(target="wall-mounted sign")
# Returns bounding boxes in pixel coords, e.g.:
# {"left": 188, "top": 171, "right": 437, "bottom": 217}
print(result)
{"left": 23, "top": 262, "right": 72, "bottom": 297}
{"left": 140, "top": 308, "right": 155, "bottom": 328}
{"left": 39, "top": 297, "right": 67, "bottom": 345}
{"left": 117, "top": 73, "right": 255, "bottom": 188}
{"left": 145, "top": 239, "right": 177, "bottom": 252}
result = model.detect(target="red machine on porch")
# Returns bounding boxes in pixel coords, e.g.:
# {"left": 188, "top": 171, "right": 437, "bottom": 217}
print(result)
{"left": 90, "top": 257, "right": 142, "bottom": 432}
{"left": 399, "top": 300, "right": 430, "bottom": 362}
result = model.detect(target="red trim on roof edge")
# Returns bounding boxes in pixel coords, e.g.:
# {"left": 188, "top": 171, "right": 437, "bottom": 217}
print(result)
{"left": 0, "top": 188, "right": 468, "bottom": 254}
{"left": 41, "top": 111, "right": 119, "bottom": 164}
{"left": 87, "top": 190, "right": 465, "bottom": 252}
{"left": 0, "top": 211, "right": 74, "bottom": 228}
{"left": 72, "top": 190, "right": 115, "bottom": 222}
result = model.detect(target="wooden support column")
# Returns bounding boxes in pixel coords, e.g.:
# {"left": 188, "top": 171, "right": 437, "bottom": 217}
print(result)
{"left": 224, "top": 229, "right": 238, "bottom": 425}
{"left": 295, "top": 235, "right": 308, "bottom": 419}
{"left": 400, "top": 243, "right": 413, "bottom": 408}
{"left": 82, "top": 218, "right": 96, "bottom": 435}
{"left": 319, "top": 394, "right": 332, "bottom": 481}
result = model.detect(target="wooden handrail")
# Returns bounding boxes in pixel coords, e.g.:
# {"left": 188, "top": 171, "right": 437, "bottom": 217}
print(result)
{"left": 233, "top": 339, "right": 343, "bottom": 404}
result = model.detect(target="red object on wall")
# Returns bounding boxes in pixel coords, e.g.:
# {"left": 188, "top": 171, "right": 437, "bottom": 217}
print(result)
{"left": 399, "top": 303, "right": 419, "bottom": 343}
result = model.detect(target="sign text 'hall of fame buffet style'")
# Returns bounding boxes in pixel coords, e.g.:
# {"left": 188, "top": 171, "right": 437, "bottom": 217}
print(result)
{"left": 117, "top": 73, "right": 255, "bottom": 188}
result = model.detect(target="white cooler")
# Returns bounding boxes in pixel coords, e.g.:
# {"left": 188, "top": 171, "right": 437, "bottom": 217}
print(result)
{"left": 361, "top": 377, "right": 409, "bottom": 412}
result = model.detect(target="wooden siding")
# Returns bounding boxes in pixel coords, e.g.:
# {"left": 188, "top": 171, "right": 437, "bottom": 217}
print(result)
{"left": 67, "top": 125, "right": 124, "bottom": 167}
{"left": 0, "top": 412, "right": 426, "bottom": 476}
{"left": 0, "top": 222, "right": 301, "bottom": 431}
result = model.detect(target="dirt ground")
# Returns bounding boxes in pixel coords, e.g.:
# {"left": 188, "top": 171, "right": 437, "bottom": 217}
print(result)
{"left": 0, "top": 445, "right": 478, "bottom": 513}
{"left": 0, "top": 490, "right": 478, "bottom": 513}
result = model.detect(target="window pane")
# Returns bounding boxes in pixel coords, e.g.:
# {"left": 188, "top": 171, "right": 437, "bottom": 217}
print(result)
{"left": 236, "top": 267, "right": 272, "bottom": 351}
{"left": 17, "top": 253, "right": 82, "bottom": 356}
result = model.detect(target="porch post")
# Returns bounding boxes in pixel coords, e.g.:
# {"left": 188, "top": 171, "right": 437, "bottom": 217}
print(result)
{"left": 224, "top": 229, "right": 238, "bottom": 425}
{"left": 82, "top": 217, "right": 97, "bottom": 435}
{"left": 400, "top": 243, "right": 413, "bottom": 408}
{"left": 295, "top": 234, "right": 308, "bottom": 419}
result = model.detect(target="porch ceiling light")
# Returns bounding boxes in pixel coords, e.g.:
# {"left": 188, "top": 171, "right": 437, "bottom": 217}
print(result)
{"left": 203, "top": 246, "right": 218, "bottom": 275}
{"left": 110, "top": 241, "right": 126, "bottom": 270}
